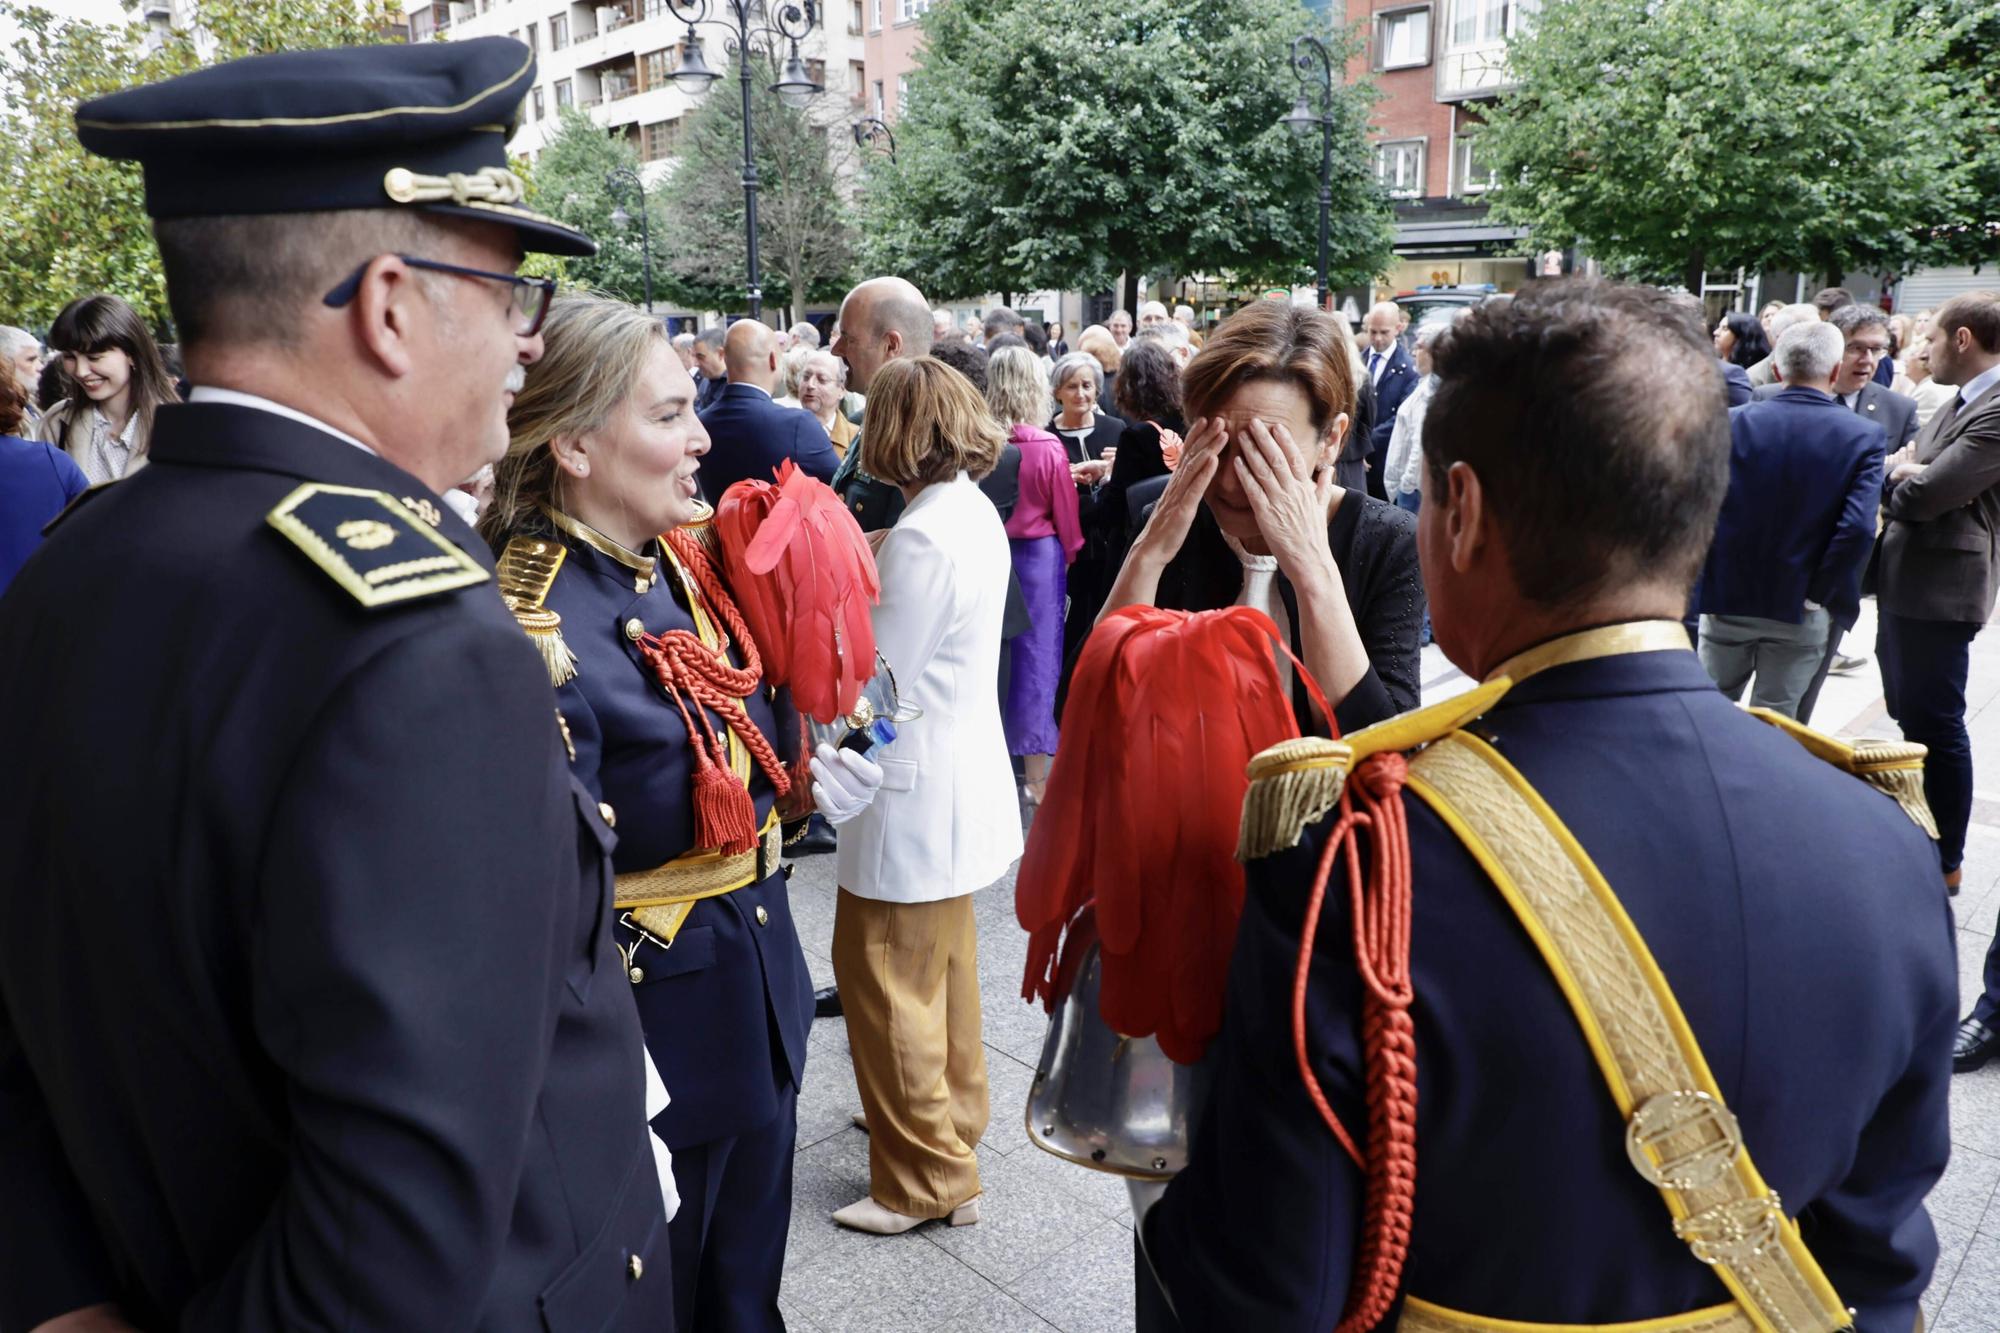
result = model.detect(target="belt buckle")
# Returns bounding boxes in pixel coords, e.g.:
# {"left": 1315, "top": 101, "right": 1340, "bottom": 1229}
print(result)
{"left": 1625, "top": 1090, "right": 1744, "bottom": 1191}
{"left": 1673, "top": 1191, "right": 1785, "bottom": 1266}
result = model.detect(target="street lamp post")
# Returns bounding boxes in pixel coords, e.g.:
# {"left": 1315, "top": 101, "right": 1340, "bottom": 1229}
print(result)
{"left": 851, "top": 115, "right": 896, "bottom": 163}
{"left": 1280, "top": 35, "right": 1335, "bottom": 313}
{"left": 605, "top": 165, "right": 654, "bottom": 312}
{"left": 665, "top": 0, "right": 823, "bottom": 320}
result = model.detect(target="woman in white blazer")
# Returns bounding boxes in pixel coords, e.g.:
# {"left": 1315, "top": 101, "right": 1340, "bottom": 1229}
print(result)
{"left": 826, "top": 355, "right": 1023, "bottom": 1235}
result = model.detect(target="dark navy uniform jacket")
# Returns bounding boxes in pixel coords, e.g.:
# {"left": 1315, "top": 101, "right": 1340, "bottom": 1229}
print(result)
{"left": 538, "top": 520, "right": 813, "bottom": 1151}
{"left": 1148, "top": 647, "right": 1955, "bottom": 1332}
{"left": 0, "top": 402, "right": 672, "bottom": 1333}
{"left": 695, "top": 382, "right": 840, "bottom": 502}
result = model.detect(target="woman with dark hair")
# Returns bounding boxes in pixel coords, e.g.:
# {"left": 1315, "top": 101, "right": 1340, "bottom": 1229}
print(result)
{"left": 37, "top": 294, "right": 179, "bottom": 483}
{"left": 0, "top": 366, "right": 88, "bottom": 596}
{"left": 1714, "top": 310, "right": 1770, "bottom": 370}
{"left": 1101, "top": 300, "right": 1424, "bottom": 733}
{"left": 1099, "top": 335, "right": 1187, "bottom": 539}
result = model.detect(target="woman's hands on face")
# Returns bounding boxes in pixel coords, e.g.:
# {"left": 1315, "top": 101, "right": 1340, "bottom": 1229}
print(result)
{"left": 1131, "top": 416, "right": 1226, "bottom": 565}
{"left": 1233, "top": 416, "right": 1338, "bottom": 593}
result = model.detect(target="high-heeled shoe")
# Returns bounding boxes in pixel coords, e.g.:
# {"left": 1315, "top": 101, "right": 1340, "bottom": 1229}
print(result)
{"left": 831, "top": 1194, "right": 980, "bottom": 1234}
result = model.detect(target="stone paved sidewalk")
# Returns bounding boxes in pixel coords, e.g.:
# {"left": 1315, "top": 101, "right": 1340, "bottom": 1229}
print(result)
{"left": 780, "top": 598, "right": 2000, "bottom": 1331}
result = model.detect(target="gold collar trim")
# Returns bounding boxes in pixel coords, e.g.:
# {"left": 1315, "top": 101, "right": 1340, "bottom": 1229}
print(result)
{"left": 1485, "top": 620, "right": 1691, "bottom": 686}
{"left": 540, "top": 505, "right": 658, "bottom": 585}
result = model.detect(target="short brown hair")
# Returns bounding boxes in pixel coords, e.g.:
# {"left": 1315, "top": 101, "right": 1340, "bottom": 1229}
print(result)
{"left": 0, "top": 367, "right": 25, "bottom": 436}
{"left": 1181, "top": 300, "right": 1356, "bottom": 443}
{"left": 860, "top": 356, "right": 1004, "bottom": 487}
{"left": 1425, "top": 278, "right": 1728, "bottom": 607}
{"left": 1936, "top": 291, "right": 2000, "bottom": 355}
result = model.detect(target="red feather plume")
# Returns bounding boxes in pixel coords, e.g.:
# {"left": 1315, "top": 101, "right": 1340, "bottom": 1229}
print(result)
{"left": 713, "top": 461, "right": 881, "bottom": 724}
{"left": 1017, "top": 604, "right": 1322, "bottom": 1065}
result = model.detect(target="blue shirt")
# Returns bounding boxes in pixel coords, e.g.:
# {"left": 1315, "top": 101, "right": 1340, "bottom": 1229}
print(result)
{"left": 0, "top": 434, "right": 88, "bottom": 597}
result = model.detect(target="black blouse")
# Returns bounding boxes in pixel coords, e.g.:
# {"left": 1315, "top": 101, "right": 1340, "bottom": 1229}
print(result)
{"left": 1153, "top": 489, "right": 1424, "bottom": 735}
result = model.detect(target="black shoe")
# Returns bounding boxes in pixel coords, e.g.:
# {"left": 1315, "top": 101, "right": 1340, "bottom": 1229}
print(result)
{"left": 1954, "top": 1017, "right": 1999, "bottom": 1073}
{"left": 814, "top": 986, "right": 843, "bottom": 1019}
{"left": 789, "top": 814, "right": 838, "bottom": 857}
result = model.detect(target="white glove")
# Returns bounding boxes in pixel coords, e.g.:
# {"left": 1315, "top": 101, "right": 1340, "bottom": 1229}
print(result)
{"left": 642, "top": 1048, "right": 679, "bottom": 1222}
{"left": 810, "top": 741, "right": 884, "bottom": 827}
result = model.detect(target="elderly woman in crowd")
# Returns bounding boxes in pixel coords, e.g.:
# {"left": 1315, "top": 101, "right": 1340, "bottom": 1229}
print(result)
{"left": 796, "top": 348, "right": 857, "bottom": 459}
{"left": 831, "top": 356, "right": 1021, "bottom": 1236}
{"left": 1049, "top": 352, "right": 1127, "bottom": 667}
{"left": 483, "top": 295, "right": 822, "bottom": 1330}
{"left": 987, "top": 345, "right": 1082, "bottom": 803}
{"left": 1102, "top": 299, "right": 1424, "bottom": 734}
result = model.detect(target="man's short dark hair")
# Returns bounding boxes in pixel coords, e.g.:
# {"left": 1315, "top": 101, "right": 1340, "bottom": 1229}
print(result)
{"left": 1936, "top": 291, "right": 2000, "bottom": 354}
{"left": 693, "top": 325, "right": 726, "bottom": 352}
{"left": 1021, "top": 321, "right": 1049, "bottom": 357}
{"left": 1425, "top": 278, "right": 1729, "bottom": 607}
{"left": 929, "top": 339, "right": 990, "bottom": 393}
{"left": 1830, "top": 304, "right": 1890, "bottom": 339}
{"left": 981, "top": 305, "right": 1026, "bottom": 343}
{"left": 1812, "top": 287, "right": 1855, "bottom": 317}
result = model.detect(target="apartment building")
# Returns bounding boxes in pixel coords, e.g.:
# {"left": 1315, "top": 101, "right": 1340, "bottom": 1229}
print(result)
{"left": 1343, "top": 0, "right": 1538, "bottom": 298}
{"left": 402, "top": 0, "right": 866, "bottom": 182}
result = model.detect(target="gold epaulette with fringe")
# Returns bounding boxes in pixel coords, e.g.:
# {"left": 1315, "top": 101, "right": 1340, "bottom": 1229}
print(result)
{"left": 497, "top": 534, "right": 577, "bottom": 687}
{"left": 1747, "top": 707, "right": 1937, "bottom": 839}
{"left": 1237, "top": 678, "right": 1514, "bottom": 862}
{"left": 680, "top": 498, "right": 720, "bottom": 562}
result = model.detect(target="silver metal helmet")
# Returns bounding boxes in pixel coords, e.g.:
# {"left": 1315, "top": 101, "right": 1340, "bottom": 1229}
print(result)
{"left": 1024, "top": 905, "right": 1215, "bottom": 1179}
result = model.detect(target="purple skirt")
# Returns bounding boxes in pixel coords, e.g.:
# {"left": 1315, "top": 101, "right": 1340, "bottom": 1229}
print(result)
{"left": 1004, "top": 535, "right": 1067, "bottom": 756}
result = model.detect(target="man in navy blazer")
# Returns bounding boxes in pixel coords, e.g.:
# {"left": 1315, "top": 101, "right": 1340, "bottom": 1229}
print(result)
{"left": 1694, "top": 321, "right": 1885, "bottom": 717}
{"left": 695, "top": 318, "right": 839, "bottom": 503}
{"left": 1361, "top": 302, "right": 1418, "bottom": 499}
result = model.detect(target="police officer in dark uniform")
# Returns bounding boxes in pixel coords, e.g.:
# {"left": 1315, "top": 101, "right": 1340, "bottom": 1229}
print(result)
{"left": 485, "top": 294, "right": 843, "bottom": 1331}
{"left": 1139, "top": 281, "right": 1955, "bottom": 1332}
{"left": 0, "top": 40, "right": 675, "bottom": 1332}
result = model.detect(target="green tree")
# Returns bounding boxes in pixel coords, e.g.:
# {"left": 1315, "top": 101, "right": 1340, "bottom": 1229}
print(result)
{"left": 0, "top": 0, "right": 398, "bottom": 333}
{"left": 856, "top": 0, "right": 1392, "bottom": 303}
{"left": 1917, "top": 0, "right": 2000, "bottom": 270}
{"left": 1476, "top": 0, "right": 1976, "bottom": 292}
{"left": 652, "top": 53, "right": 859, "bottom": 324}
{"left": 517, "top": 108, "right": 666, "bottom": 305}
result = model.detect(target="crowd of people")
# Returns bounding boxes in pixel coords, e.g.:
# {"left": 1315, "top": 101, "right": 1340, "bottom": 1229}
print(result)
{"left": 4, "top": 29, "right": 2000, "bottom": 1333}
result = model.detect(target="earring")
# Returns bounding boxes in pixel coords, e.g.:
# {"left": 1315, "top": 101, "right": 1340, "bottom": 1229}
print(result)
{"left": 573, "top": 461, "right": 588, "bottom": 477}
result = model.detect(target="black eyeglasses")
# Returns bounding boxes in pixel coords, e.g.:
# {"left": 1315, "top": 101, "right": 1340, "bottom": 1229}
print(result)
{"left": 322, "top": 256, "right": 556, "bottom": 337}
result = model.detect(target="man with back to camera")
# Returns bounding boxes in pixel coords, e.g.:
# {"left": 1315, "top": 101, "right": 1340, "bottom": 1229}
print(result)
{"left": 1693, "top": 320, "right": 1885, "bottom": 719}
{"left": 0, "top": 37, "right": 676, "bottom": 1333}
{"left": 696, "top": 317, "right": 839, "bottom": 501}
{"left": 1141, "top": 279, "right": 1952, "bottom": 1333}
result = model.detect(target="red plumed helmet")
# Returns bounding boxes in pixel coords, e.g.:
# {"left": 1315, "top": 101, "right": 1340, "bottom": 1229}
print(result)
{"left": 1016, "top": 604, "right": 1326, "bottom": 1065}
{"left": 714, "top": 462, "right": 881, "bottom": 724}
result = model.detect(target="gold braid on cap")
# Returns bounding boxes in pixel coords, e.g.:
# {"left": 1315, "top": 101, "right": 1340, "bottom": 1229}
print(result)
{"left": 383, "top": 165, "right": 527, "bottom": 207}
{"left": 498, "top": 536, "right": 578, "bottom": 687}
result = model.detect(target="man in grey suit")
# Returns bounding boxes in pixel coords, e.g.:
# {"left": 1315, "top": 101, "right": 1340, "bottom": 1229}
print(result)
{"left": 1873, "top": 293, "right": 2000, "bottom": 1048}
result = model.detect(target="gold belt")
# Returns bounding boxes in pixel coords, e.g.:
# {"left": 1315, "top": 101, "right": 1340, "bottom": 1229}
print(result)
{"left": 1400, "top": 1297, "right": 1753, "bottom": 1333}
{"left": 614, "top": 814, "right": 782, "bottom": 946}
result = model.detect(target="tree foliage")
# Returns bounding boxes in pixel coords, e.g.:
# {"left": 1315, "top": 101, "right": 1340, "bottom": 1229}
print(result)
{"left": 857, "top": 0, "right": 1393, "bottom": 302}
{"left": 651, "top": 53, "right": 858, "bottom": 323}
{"left": 516, "top": 109, "right": 666, "bottom": 304}
{"left": 1476, "top": 0, "right": 1977, "bottom": 290}
{"left": 1917, "top": 0, "right": 2000, "bottom": 270}
{"left": 0, "top": 0, "right": 399, "bottom": 333}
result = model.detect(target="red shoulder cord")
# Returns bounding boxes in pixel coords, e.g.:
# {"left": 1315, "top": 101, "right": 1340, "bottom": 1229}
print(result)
{"left": 635, "top": 529, "right": 793, "bottom": 854}
{"left": 1291, "top": 752, "right": 1417, "bottom": 1333}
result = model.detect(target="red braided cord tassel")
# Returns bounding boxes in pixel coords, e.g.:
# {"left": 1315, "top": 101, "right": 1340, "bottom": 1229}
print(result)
{"left": 1289, "top": 753, "right": 1419, "bottom": 1333}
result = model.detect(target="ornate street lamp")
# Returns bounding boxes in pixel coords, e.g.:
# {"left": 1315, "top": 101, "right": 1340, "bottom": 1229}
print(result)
{"left": 851, "top": 115, "right": 896, "bottom": 162}
{"left": 605, "top": 165, "right": 654, "bottom": 312}
{"left": 664, "top": 0, "right": 824, "bottom": 319}
{"left": 1278, "top": 35, "right": 1335, "bottom": 312}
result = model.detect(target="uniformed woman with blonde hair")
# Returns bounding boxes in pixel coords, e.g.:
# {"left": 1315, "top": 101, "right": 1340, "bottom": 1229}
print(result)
{"left": 483, "top": 294, "right": 812, "bottom": 1333}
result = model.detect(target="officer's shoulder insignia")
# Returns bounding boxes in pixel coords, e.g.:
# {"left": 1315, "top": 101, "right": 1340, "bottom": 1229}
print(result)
{"left": 266, "top": 483, "right": 488, "bottom": 608}
{"left": 1747, "top": 707, "right": 1938, "bottom": 839}
{"left": 680, "top": 498, "right": 720, "bottom": 561}
{"left": 496, "top": 534, "right": 577, "bottom": 686}
{"left": 40, "top": 479, "right": 120, "bottom": 537}
{"left": 1238, "top": 678, "right": 1513, "bottom": 861}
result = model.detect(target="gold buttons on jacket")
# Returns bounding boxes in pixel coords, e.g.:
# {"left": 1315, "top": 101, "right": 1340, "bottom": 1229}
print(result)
{"left": 755, "top": 905, "right": 770, "bottom": 926}
{"left": 628, "top": 966, "right": 644, "bottom": 984}
{"left": 598, "top": 801, "right": 617, "bottom": 828}
{"left": 628, "top": 1254, "right": 645, "bottom": 1280}
{"left": 624, "top": 617, "right": 645, "bottom": 641}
